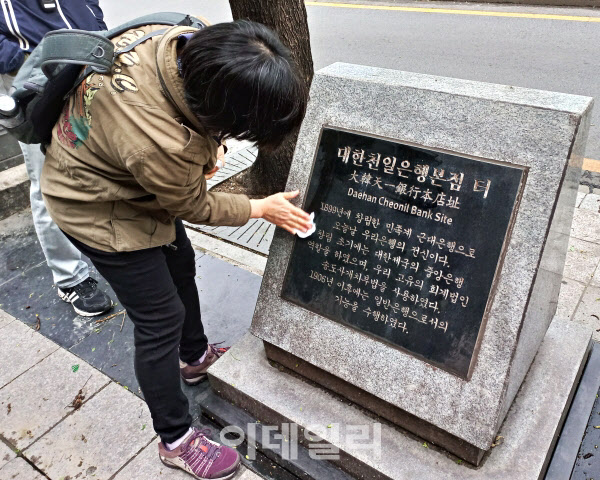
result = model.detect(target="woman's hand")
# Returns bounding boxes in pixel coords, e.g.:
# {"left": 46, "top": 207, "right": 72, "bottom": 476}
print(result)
{"left": 205, "top": 145, "right": 226, "bottom": 180}
{"left": 250, "top": 190, "right": 312, "bottom": 235}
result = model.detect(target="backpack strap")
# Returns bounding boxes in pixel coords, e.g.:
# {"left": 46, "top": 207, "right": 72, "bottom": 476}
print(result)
{"left": 39, "top": 12, "right": 207, "bottom": 81}
{"left": 40, "top": 30, "right": 114, "bottom": 79}
{"left": 62, "top": 28, "right": 169, "bottom": 100}
{"left": 105, "top": 12, "right": 207, "bottom": 39}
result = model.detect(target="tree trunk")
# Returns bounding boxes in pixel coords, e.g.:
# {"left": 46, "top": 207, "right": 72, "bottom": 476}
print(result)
{"left": 229, "top": 0, "right": 314, "bottom": 195}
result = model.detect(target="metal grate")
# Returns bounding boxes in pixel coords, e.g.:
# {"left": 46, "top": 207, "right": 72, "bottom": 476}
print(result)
{"left": 206, "top": 145, "right": 258, "bottom": 189}
{"left": 191, "top": 219, "right": 275, "bottom": 255}
{"left": 186, "top": 145, "right": 276, "bottom": 255}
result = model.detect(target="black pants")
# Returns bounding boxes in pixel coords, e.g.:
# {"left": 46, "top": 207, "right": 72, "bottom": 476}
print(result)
{"left": 66, "top": 219, "right": 207, "bottom": 443}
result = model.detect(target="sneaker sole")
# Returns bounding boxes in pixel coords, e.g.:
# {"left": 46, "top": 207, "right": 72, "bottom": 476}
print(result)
{"left": 160, "top": 458, "right": 239, "bottom": 480}
{"left": 57, "top": 289, "right": 111, "bottom": 317}
{"left": 181, "top": 373, "right": 208, "bottom": 386}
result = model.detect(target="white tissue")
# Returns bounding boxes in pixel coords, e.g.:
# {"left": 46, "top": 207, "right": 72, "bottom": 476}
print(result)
{"left": 296, "top": 212, "right": 316, "bottom": 238}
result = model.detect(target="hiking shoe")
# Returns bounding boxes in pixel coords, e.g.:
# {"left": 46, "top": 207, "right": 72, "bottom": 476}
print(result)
{"left": 180, "top": 344, "right": 230, "bottom": 386}
{"left": 158, "top": 427, "right": 241, "bottom": 479}
{"left": 57, "top": 277, "right": 112, "bottom": 317}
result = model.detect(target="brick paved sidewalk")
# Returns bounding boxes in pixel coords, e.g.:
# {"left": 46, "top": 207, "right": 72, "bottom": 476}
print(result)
{"left": 0, "top": 310, "right": 259, "bottom": 480}
{"left": 559, "top": 189, "right": 600, "bottom": 334}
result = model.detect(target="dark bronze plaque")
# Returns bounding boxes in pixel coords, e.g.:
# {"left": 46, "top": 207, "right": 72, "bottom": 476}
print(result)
{"left": 281, "top": 127, "right": 525, "bottom": 378}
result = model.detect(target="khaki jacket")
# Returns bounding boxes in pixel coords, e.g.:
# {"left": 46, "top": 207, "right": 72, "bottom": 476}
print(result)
{"left": 41, "top": 25, "right": 252, "bottom": 252}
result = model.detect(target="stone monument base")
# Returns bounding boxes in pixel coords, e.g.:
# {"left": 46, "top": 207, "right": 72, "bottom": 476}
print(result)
{"left": 208, "top": 317, "right": 591, "bottom": 479}
{"left": 264, "top": 341, "right": 486, "bottom": 465}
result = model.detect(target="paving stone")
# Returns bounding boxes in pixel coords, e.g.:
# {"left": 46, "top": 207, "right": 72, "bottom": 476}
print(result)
{"left": 25, "top": 382, "right": 154, "bottom": 480}
{"left": 196, "top": 254, "right": 262, "bottom": 347}
{"left": 576, "top": 191, "right": 587, "bottom": 207}
{"left": 0, "top": 136, "right": 21, "bottom": 163}
{"left": 0, "top": 309, "right": 14, "bottom": 330}
{"left": 580, "top": 193, "right": 600, "bottom": 213}
{"left": 0, "top": 259, "right": 117, "bottom": 351}
{"left": 557, "top": 279, "right": 587, "bottom": 320}
{"left": 0, "top": 320, "right": 58, "bottom": 388}
{"left": 592, "top": 265, "right": 600, "bottom": 287}
{"left": 571, "top": 386, "right": 600, "bottom": 479}
{"left": 563, "top": 237, "right": 600, "bottom": 284}
{"left": 572, "top": 286, "right": 600, "bottom": 341}
{"left": 558, "top": 344, "right": 600, "bottom": 480}
{"left": 69, "top": 311, "right": 139, "bottom": 395}
{"left": 0, "top": 441, "right": 15, "bottom": 469}
{"left": 0, "top": 457, "right": 46, "bottom": 480}
{"left": 571, "top": 208, "right": 600, "bottom": 244}
{"left": 578, "top": 184, "right": 590, "bottom": 194}
{"left": 187, "top": 229, "right": 268, "bottom": 276}
{"left": 112, "top": 438, "right": 190, "bottom": 480}
{"left": 0, "top": 348, "right": 110, "bottom": 450}
{"left": 0, "top": 154, "right": 23, "bottom": 173}
{"left": 235, "top": 467, "right": 263, "bottom": 480}
{"left": 0, "top": 211, "right": 45, "bottom": 286}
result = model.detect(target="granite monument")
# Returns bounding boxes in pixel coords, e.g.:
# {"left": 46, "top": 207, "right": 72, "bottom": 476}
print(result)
{"left": 209, "top": 63, "right": 594, "bottom": 477}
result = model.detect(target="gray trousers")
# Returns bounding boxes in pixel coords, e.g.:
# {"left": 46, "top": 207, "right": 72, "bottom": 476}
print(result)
{"left": 2, "top": 74, "right": 89, "bottom": 288}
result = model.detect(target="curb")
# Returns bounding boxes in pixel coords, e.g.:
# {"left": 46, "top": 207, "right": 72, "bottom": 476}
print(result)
{"left": 307, "top": 0, "right": 600, "bottom": 8}
{"left": 581, "top": 158, "right": 600, "bottom": 192}
{"left": 0, "top": 164, "right": 29, "bottom": 221}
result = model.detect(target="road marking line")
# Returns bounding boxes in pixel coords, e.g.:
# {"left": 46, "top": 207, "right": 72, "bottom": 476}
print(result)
{"left": 305, "top": 2, "right": 600, "bottom": 23}
{"left": 583, "top": 158, "right": 600, "bottom": 174}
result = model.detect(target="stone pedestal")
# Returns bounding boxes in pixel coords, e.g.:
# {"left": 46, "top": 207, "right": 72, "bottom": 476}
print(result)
{"left": 208, "top": 317, "right": 590, "bottom": 479}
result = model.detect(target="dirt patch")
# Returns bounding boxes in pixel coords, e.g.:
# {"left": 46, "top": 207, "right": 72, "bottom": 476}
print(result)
{"left": 211, "top": 176, "right": 265, "bottom": 199}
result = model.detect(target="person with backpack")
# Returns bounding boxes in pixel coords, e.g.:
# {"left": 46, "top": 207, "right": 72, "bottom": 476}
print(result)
{"left": 0, "top": 0, "right": 112, "bottom": 316}
{"left": 38, "top": 18, "right": 311, "bottom": 479}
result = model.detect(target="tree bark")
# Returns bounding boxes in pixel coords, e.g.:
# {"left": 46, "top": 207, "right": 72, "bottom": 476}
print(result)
{"left": 229, "top": 0, "right": 314, "bottom": 195}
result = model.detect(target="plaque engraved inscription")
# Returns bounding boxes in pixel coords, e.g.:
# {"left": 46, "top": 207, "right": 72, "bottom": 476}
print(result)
{"left": 281, "top": 127, "right": 525, "bottom": 378}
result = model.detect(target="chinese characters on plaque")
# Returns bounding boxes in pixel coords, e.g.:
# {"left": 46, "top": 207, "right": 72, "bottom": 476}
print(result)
{"left": 281, "top": 128, "right": 525, "bottom": 378}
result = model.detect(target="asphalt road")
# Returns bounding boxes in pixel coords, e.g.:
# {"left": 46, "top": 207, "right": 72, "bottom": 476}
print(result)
{"left": 101, "top": 0, "right": 600, "bottom": 159}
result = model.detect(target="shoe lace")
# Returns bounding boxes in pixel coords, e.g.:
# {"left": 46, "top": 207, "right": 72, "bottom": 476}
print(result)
{"left": 209, "top": 342, "right": 230, "bottom": 357}
{"left": 182, "top": 428, "right": 221, "bottom": 461}
{"left": 73, "top": 277, "right": 98, "bottom": 298}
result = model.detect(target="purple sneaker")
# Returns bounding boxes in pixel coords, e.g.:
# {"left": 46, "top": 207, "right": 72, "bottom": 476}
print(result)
{"left": 180, "top": 344, "right": 230, "bottom": 386}
{"left": 158, "top": 427, "right": 240, "bottom": 479}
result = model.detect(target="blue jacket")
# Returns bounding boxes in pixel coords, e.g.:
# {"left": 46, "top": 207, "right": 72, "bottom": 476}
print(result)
{"left": 0, "top": 0, "right": 107, "bottom": 74}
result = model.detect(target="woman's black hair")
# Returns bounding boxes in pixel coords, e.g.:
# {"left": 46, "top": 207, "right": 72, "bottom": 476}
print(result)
{"left": 180, "top": 20, "right": 308, "bottom": 150}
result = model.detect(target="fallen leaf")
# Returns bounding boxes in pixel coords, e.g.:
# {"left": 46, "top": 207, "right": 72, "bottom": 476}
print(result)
{"left": 67, "top": 376, "right": 91, "bottom": 410}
